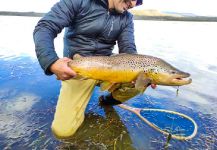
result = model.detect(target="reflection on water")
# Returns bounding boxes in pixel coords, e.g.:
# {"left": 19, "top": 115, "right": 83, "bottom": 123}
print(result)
{"left": 0, "top": 16, "right": 217, "bottom": 149}
{"left": 58, "top": 106, "right": 135, "bottom": 150}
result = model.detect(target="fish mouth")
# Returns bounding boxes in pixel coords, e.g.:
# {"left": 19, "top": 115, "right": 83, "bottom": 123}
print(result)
{"left": 171, "top": 73, "right": 192, "bottom": 85}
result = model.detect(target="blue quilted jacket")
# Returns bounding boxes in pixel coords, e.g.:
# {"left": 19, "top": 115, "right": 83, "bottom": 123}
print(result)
{"left": 33, "top": 0, "right": 137, "bottom": 75}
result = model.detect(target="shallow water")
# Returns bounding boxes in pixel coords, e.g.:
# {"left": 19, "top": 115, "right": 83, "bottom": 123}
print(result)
{"left": 0, "top": 16, "right": 217, "bottom": 149}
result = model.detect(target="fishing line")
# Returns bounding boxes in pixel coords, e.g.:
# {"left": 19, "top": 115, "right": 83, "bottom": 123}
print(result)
{"left": 118, "top": 104, "right": 198, "bottom": 140}
{"left": 176, "top": 86, "right": 180, "bottom": 97}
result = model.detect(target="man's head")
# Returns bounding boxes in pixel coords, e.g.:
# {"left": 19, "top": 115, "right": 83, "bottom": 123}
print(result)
{"left": 108, "top": 0, "right": 143, "bottom": 13}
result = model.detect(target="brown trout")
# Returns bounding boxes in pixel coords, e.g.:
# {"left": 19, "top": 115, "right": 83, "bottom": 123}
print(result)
{"left": 68, "top": 53, "right": 192, "bottom": 97}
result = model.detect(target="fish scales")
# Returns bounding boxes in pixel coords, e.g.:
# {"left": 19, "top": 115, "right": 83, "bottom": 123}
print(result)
{"left": 68, "top": 53, "right": 191, "bottom": 86}
{"left": 71, "top": 54, "right": 156, "bottom": 82}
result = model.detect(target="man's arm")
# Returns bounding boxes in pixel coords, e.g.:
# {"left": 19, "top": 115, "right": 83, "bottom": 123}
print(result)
{"left": 33, "top": 0, "right": 81, "bottom": 78}
{"left": 117, "top": 13, "right": 137, "bottom": 54}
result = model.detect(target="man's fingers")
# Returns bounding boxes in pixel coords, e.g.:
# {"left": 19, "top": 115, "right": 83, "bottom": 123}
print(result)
{"left": 62, "top": 57, "right": 72, "bottom": 62}
{"left": 65, "top": 67, "right": 77, "bottom": 76}
{"left": 56, "top": 74, "right": 73, "bottom": 81}
{"left": 51, "top": 57, "right": 76, "bottom": 81}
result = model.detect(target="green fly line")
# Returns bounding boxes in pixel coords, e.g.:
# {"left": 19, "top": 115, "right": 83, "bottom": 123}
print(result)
{"left": 176, "top": 86, "right": 180, "bottom": 97}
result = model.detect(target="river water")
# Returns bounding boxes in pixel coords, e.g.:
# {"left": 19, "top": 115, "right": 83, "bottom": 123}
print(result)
{"left": 0, "top": 16, "right": 216, "bottom": 149}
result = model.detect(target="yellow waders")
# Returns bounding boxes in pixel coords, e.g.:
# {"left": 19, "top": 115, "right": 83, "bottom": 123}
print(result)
{"left": 51, "top": 79, "right": 97, "bottom": 139}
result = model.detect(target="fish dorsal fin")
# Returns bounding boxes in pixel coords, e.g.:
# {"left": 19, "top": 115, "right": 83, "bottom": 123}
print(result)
{"left": 100, "top": 81, "right": 117, "bottom": 91}
{"left": 73, "top": 54, "right": 83, "bottom": 60}
{"left": 111, "top": 53, "right": 128, "bottom": 57}
{"left": 135, "top": 72, "right": 151, "bottom": 94}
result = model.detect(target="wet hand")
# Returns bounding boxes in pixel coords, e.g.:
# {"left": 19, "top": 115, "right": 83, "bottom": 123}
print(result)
{"left": 151, "top": 84, "right": 157, "bottom": 89}
{"left": 50, "top": 57, "right": 76, "bottom": 81}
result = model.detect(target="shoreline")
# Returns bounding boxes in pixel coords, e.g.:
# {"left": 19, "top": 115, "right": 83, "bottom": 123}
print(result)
{"left": 0, "top": 11, "right": 44, "bottom": 17}
{"left": 0, "top": 11, "right": 217, "bottom": 22}
{"left": 133, "top": 15, "right": 217, "bottom": 22}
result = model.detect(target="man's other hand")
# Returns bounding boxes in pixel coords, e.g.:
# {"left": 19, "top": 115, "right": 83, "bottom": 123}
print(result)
{"left": 150, "top": 83, "right": 157, "bottom": 89}
{"left": 50, "top": 57, "right": 76, "bottom": 81}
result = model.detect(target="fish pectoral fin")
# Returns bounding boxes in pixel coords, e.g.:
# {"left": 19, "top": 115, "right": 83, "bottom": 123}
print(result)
{"left": 135, "top": 72, "right": 151, "bottom": 94}
{"left": 111, "top": 53, "right": 126, "bottom": 57}
{"left": 100, "top": 81, "right": 117, "bottom": 91}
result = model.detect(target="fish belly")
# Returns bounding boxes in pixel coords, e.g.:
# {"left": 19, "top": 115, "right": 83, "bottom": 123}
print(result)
{"left": 74, "top": 67, "right": 138, "bottom": 83}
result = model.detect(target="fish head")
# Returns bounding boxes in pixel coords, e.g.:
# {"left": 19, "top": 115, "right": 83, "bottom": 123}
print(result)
{"left": 146, "top": 60, "right": 192, "bottom": 86}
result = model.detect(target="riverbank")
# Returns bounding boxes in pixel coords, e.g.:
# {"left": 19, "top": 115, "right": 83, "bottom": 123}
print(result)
{"left": 130, "top": 9, "right": 217, "bottom": 22}
{"left": 133, "top": 15, "right": 217, "bottom": 22}
{"left": 0, "top": 11, "right": 43, "bottom": 17}
{"left": 0, "top": 11, "right": 217, "bottom": 22}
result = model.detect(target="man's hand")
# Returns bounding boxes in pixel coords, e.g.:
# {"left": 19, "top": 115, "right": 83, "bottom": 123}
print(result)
{"left": 50, "top": 57, "right": 76, "bottom": 81}
{"left": 151, "top": 84, "right": 157, "bottom": 89}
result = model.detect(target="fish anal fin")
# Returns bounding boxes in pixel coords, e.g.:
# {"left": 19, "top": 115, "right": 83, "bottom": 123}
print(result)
{"left": 73, "top": 74, "right": 89, "bottom": 80}
{"left": 108, "top": 83, "right": 121, "bottom": 92}
{"left": 100, "top": 81, "right": 117, "bottom": 91}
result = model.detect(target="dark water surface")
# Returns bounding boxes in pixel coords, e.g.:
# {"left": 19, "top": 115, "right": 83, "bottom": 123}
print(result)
{"left": 0, "top": 16, "right": 217, "bottom": 150}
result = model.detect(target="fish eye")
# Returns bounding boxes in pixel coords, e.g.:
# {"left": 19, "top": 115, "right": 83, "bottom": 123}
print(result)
{"left": 171, "top": 71, "right": 176, "bottom": 74}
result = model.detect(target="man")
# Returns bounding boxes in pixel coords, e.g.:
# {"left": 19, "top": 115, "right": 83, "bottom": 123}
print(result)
{"left": 33, "top": 0, "right": 143, "bottom": 139}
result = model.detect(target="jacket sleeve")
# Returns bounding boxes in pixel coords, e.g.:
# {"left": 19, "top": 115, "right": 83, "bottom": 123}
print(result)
{"left": 33, "top": 0, "right": 81, "bottom": 75}
{"left": 117, "top": 13, "right": 137, "bottom": 54}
